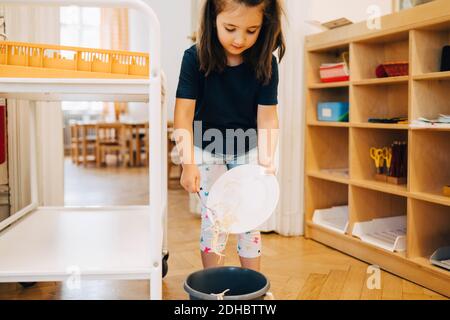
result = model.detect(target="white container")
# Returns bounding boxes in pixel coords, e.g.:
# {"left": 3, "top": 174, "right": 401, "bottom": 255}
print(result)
{"left": 352, "top": 215, "right": 406, "bottom": 252}
{"left": 312, "top": 205, "right": 349, "bottom": 234}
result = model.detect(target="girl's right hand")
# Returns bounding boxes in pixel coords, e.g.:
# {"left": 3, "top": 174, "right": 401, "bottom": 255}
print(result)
{"left": 180, "top": 164, "right": 201, "bottom": 193}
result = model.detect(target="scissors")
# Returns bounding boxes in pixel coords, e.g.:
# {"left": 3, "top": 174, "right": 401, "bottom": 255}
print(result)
{"left": 384, "top": 147, "right": 393, "bottom": 176}
{"left": 370, "top": 147, "right": 388, "bottom": 174}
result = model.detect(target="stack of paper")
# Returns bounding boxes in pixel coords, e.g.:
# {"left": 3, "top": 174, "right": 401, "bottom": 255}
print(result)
{"left": 410, "top": 114, "right": 450, "bottom": 128}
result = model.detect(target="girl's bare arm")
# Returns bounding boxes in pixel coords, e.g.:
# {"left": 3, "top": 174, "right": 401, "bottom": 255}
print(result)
{"left": 174, "top": 98, "right": 201, "bottom": 192}
{"left": 257, "top": 105, "right": 279, "bottom": 173}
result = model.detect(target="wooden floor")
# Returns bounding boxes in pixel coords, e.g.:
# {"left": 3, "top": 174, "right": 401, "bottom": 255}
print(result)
{"left": 0, "top": 158, "right": 446, "bottom": 300}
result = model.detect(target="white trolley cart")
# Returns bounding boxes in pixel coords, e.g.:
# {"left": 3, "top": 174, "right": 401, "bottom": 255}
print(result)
{"left": 0, "top": 0, "right": 168, "bottom": 300}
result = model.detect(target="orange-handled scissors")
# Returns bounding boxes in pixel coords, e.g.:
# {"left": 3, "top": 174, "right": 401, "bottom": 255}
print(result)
{"left": 370, "top": 147, "right": 387, "bottom": 174}
{"left": 384, "top": 147, "right": 393, "bottom": 176}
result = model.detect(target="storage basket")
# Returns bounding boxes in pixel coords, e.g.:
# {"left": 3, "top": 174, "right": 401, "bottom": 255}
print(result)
{"left": 376, "top": 61, "right": 409, "bottom": 78}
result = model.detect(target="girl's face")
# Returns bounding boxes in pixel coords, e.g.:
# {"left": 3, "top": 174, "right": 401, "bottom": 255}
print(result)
{"left": 216, "top": 1, "right": 264, "bottom": 59}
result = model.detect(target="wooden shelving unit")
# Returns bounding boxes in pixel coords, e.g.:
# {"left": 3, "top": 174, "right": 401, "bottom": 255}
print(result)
{"left": 304, "top": 0, "right": 450, "bottom": 297}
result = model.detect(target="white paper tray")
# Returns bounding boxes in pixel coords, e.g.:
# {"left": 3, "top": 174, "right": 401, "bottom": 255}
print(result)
{"left": 430, "top": 247, "right": 450, "bottom": 271}
{"left": 352, "top": 215, "right": 406, "bottom": 252}
{"left": 312, "top": 205, "right": 349, "bottom": 234}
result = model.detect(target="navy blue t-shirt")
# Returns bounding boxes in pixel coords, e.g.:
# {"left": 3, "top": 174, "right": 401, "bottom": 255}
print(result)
{"left": 176, "top": 45, "right": 279, "bottom": 156}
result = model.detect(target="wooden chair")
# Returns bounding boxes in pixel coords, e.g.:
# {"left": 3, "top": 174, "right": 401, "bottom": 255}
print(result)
{"left": 81, "top": 123, "right": 97, "bottom": 167}
{"left": 121, "top": 124, "right": 134, "bottom": 167}
{"left": 144, "top": 123, "right": 149, "bottom": 167}
{"left": 70, "top": 123, "right": 81, "bottom": 165}
{"left": 95, "top": 123, "right": 126, "bottom": 167}
{"left": 135, "top": 123, "right": 147, "bottom": 167}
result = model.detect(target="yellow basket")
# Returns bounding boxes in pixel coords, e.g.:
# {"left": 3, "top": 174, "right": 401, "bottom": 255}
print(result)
{"left": 0, "top": 41, "right": 149, "bottom": 79}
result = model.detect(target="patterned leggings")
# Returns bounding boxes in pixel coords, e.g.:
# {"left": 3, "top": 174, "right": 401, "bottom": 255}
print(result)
{"left": 195, "top": 147, "right": 262, "bottom": 259}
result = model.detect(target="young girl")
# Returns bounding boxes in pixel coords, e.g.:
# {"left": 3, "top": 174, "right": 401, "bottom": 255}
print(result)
{"left": 174, "top": 0, "right": 285, "bottom": 272}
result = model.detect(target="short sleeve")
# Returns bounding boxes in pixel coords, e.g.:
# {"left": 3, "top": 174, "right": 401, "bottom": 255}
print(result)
{"left": 257, "top": 55, "right": 279, "bottom": 106}
{"left": 176, "top": 46, "right": 199, "bottom": 100}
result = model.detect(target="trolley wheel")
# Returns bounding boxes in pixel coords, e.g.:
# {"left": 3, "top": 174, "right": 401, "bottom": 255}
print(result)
{"left": 162, "top": 252, "right": 169, "bottom": 278}
{"left": 19, "top": 282, "right": 36, "bottom": 288}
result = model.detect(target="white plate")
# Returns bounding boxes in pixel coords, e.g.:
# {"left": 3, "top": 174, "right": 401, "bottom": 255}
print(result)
{"left": 206, "top": 165, "right": 280, "bottom": 234}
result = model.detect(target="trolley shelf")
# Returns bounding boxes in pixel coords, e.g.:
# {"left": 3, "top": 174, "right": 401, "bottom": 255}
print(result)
{"left": 0, "top": 206, "right": 155, "bottom": 282}
{"left": 0, "top": 78, "right": 152, "bottom": 102}
{"left": 0, "top": 0, "right": 165, "bottom": 300}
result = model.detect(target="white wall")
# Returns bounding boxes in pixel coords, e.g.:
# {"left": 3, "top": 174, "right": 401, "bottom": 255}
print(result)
{"left": 128, "top": 0, "right": 193, "bottom": 122}
{"left": 304, "top": 0, "right": 392, "bottom": 34}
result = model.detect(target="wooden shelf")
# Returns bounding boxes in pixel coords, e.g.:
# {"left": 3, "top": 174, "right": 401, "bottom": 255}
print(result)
{"left": 410, "top": 191, "right": 450, "bottom": 207}
{"left": 410, "top": 125, "right": 450, "bottom": 132}
{"left": 308, "top": 81, "right": 350, "bottom": 89}
{"left": 413, "top": 71, "right": 450, "bottom": 81}
{"left": 352, "top": 76, "right": 409, "bottom": 86}
{"left": 351, "top": 179, "right": 409, "bottom": 197}
{"left": 410, "top": 257, "right": 450, "bottom": 279}
{"left": 352, "top": 123, "right": 409, "bottom": 130}
{"left": 306, "top": 220, "right": 350, "bottom": 238}
{"left": 306, "top": 170, "right": 349, "bottom": 185}
{"left": 304, "top": 3, "right": 450, "bottom": 297}
{"left": 307, "top": 121, "right": 350, "bottom": 128}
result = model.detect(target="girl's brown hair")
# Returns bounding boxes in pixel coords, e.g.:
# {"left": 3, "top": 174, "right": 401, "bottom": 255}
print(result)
{"left": 197, "top": 0, "right": 286, "bottom": 85}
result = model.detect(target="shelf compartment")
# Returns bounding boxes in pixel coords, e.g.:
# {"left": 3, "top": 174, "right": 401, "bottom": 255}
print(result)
{"left": 306, "top": 45, "right": 349, "bottom": 85}
{"left": 411, "top": 24, "right": 450, "bottom": 75}
{"left": 351, "top": 32, "right": 409, "bottom": 81}
{"left": 306, "top": 126, "right": 349, "bottom": 172}
{"left": 350, "top": 185, "right": 407, "bottom": 222}
{"left": 410, "top": 130, "right": 450, "bottom": 205}
{"left": 408, "top": 199, "right": 450, "bottom": 263}
{"left": 351, "top": 82, "right": 408, "bottom": 124}
{"left": 305, "top": 177, "right": 348, "bottom": 223}
{"left": 350, "top": 185, "right": 407, "bottom": 237}
{"left": 306, "top": 87, "right": 349, "bottom": 124}
{"left": 411, "top": 79, "right": 450, "bottom": 121}
{"left": 350, "top": 128, "right": 408, "bottom": 185}
{"left": 312, "top": 205, "right": 349, "bottom": 235}
{"left": 352, "top": 215, "right": 406, "bottom": 252}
